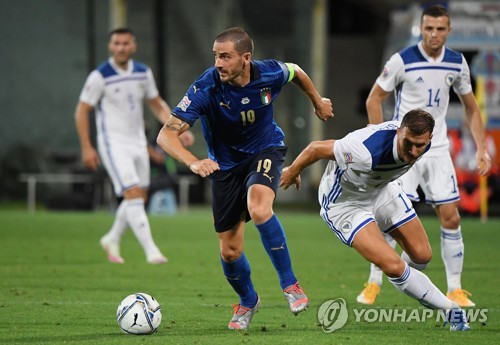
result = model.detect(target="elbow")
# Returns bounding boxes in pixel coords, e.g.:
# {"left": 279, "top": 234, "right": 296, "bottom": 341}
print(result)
{"left": 305, "top": 141, "right": 323, "bottom": 160}
{"left": 156, "top": 129, "right": 165, "bottom": 147}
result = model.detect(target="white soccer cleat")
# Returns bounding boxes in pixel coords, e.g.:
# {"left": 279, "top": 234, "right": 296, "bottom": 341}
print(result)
{"left": 284, "top": 282, "right": 309, "bottom": 315}
{"left": 100, "top": 236, "right": 125, "bottom": 264}
{"left": 228, "top": 296, "right": 261, "bottom": 330}
{"left": 444, "top": 308, "right": 471, "bottom": 331}
{"left": 147, "top": 255, "right": 168, "bottom": 265}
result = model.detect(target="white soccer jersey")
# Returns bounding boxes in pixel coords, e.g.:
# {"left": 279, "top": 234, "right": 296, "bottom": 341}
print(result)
{"left": 376, "top": 42, "right": 472, "bottom": 154}
{"left": 79, "top": 57, "right": 159, "bottom": 146}
{"left": 318, "top": 121, "right": 429, "bottom": 207}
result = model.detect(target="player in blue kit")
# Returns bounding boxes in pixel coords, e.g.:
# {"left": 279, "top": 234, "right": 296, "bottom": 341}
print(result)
{"left": 156, "top": 27, "right": 333, "bottom": 330}
{"left": 358, "top": 4, "right": 491, "bottom": 307}
{"left": 280, "top": 109, "right": 470, "bottom": 331}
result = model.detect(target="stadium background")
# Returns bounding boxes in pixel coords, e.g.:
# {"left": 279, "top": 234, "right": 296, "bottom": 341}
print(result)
{"left": 0, "top": 0, "right": 498, "bottom": 214}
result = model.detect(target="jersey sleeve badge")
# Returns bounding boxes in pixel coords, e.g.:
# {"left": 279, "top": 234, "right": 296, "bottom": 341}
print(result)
{"left": 260, "top": 87, "right": 271, "bottom": 105}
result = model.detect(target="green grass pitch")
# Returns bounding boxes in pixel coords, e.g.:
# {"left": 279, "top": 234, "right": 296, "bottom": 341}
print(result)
{"left": 0, "top": 208, "right": 499, "bottom": 344}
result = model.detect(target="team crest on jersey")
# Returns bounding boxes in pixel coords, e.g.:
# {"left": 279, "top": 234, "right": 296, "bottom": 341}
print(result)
{"left": 340, "top": 221, "right": 352, "bottom": 233}
{"left": 177, "top": 95, "right": 191, "bottom": 112}
{"left": 380, "top": 67, "right": 389, "bottom": 80}
{"left": 343, "top": 152, "right": 353, "bottom": 164}
{"left": 445, "top": 73, "right": 455, "bottom": 86}
{"left": 260, "top": 88, "right": 271, "bottom": 105}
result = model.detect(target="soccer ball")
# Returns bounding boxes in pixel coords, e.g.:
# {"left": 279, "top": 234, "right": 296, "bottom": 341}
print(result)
{"left": 116, "top": 292, "right": 162, "bottom": 335}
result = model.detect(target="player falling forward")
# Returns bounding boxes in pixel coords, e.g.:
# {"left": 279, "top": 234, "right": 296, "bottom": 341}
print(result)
{"left": 358, "top": 4, "right": 491, "bottom": 307}
{"left": 281, "top": 109, "right": 470, "bottom": 331}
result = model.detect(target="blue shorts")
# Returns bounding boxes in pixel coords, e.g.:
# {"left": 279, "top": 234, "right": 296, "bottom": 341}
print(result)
{"left": 211, "top": 146, "right": 287, "bottom": 232}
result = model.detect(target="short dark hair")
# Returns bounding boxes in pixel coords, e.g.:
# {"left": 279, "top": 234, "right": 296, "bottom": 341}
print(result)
{"left": 108, "top": 27, "right": 135, "bottom": 40}
{"left": 400, "top": 109, "right": 435, "bottom": 136}
{"left": 421, "top": 4, "right": 450, "bottom": 25}
{"left": 215, "top": 27, "right": 254, "bottom": 55}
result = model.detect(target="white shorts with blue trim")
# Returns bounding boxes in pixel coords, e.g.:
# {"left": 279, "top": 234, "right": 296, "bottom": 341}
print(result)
{"left": 398, "top": 153, "right": 460, "bottom": 205}
{"left": 98, "top": 137, "right": 150, "bottom": 197}
{"left": 320, "top": 181, "right": 416, "bottom": 247}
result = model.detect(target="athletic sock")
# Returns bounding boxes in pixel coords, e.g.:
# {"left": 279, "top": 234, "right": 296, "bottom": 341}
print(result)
{"left": 389, "top": 263, "right": 457, "bottom": 310}
{"left": 368, "top": 233, "right": 397, "bottom": 285}
{"left": 401, "top": 251, "right": 428, "bottom": 271}
{"left": 440, "top": 227, "right": 464, "bottom": 292}
{"left": 125, "top": 198, "right": 162, "bottom": 259}
{"left": 103, "top": 200, "right": 128, "bottom": 243}
{"left": 256, "top": 214, "right": 297, "bottom": 289}
{"left": 221, "top": 253, "right": 258, "bottom": 308}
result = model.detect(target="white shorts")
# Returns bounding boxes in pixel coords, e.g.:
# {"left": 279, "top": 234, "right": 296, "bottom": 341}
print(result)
{"left": 320, "top": 181, "right": 417, "bottom": 247}
{"left": 98, "top": 138, "right": 150, "bottom": 196}
{"left": 398, "top": 153, "right": 460, "bottom": 205}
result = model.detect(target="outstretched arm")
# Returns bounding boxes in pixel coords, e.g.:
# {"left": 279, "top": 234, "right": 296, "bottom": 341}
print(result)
{"left": 280, "top": 140, "right": 336, "bottom": 190}
{"left": 288, "top": 63, "right": 334, "bottom": 121}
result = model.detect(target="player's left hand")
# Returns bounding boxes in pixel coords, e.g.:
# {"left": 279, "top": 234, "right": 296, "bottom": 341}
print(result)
{"left": 477, "top": 151, "right": 492, "bottom": 176}
{"left": 315, "top": 97, "right": 334, "bottom": 122}
{"left": 280, "top": 166, "right": 301, "bottom": 190}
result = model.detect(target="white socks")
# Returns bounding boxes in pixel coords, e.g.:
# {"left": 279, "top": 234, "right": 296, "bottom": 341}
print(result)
{"left": 102, "top": 200, "right": 128, "bottom": 243}
{"left": 389, "top": 263, "right": 458, "bottom": 310}
{"left": 103, "top": 198, "right": 163, "bottom": 261}
{"left": 368, "top": 233, "right": 397, "bottom": 286}
{"left": 441, "top": 227, "right": 464, "bottom": 292}
{"left": 125, "top": 198, "right": 163, "bottom": 260}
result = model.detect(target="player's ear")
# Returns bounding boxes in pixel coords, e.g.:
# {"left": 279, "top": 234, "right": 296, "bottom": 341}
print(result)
{"left": 243, "top": 52, "right": 251, "bottom": 64}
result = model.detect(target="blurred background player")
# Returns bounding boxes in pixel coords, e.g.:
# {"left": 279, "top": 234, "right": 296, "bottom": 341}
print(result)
{"left": 449, "top": 121, "right": 497, "bottom": 214}
{"left": 359, "top": 4, "right": 492, "bottom": 306}
{"left": 147, "top": 130, "right": 195, "bottom": 215}
{"left": 156, "top": 27, "right": 333, "bottom": 330}
{"left": 281, "top": 109, "right": 470, "bottom": 331}
{"left": 75, "top": 28, "right": 170, "bottom": 264}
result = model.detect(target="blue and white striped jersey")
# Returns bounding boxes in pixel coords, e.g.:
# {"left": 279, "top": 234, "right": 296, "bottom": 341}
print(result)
{"left": 376, "top": 42, "right": 472, "bottom": 154}
{"left": 79, "top": 58, "right": 159, "bottom": 145}
{"left": 172, "top": 60, "right": 293, "bottom": 170}
{"left": 318, "top": 121, "right": 430, "bottom": 206}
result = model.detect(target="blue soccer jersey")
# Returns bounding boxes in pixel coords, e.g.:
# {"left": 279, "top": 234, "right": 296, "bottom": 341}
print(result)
{"left": 172, "top": 59, "right": 293, "bottom": 170}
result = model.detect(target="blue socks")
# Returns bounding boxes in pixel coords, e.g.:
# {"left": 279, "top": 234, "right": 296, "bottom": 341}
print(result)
{"left": 256, "top": 214, "right": 297, "bottom": 289}
{"left": 221, "top": 253, "right": 258, "bottom": 308}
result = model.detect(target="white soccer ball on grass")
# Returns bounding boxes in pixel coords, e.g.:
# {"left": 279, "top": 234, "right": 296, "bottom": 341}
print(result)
{"left": 116, "top": 292, "right": 162, "bottom": 335}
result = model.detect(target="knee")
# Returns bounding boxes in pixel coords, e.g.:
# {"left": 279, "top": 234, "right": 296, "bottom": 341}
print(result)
{"left": 247, "top": 203, "right": 272, "bottom": 224}
{"left": 408, "top": 244, "right": 432, "bottom": 265}
{"left": 220, "top": 245, "right": 242, "bottom": 263}
{"left": 403, "top": 249, "right": 431, "bottom": 271}
{"left": 379, "top": 257, "right": 407, "bottom": 278}
{"left": 440, "top": 208, "right": 461, "bottom": 229}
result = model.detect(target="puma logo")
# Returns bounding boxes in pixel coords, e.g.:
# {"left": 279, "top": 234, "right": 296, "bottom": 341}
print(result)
{"left": 131, "top": 313, "right": 142, "bottom": 327}
{"left": 263, "top": 173, "right": 274, "bottom": 182}
{"left": 271, "top": 242, "right": 285, "bottom": 251}
{"left": 220, "top": 101, "right": 230, "bottom": 109}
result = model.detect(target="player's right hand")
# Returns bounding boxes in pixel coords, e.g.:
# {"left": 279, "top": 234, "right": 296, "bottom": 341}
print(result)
{"left": 82, "top": 147, "right": 100, "bottom": 171}
{"left": 189, "top": 159, "right": 220, "bottom": 177}
{"left": 280, "top": 166, "right": 301, "bottom": 190}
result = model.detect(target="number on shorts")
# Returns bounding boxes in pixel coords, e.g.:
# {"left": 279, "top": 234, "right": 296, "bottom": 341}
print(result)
{"left": 451, "top": 175, "right": 457, "bottom": 193}
{"left": 256, "top": 159, "right": 272, "bottom": 173}
{"left": 398, "top": 193, "right": 412, "bottom": 213}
